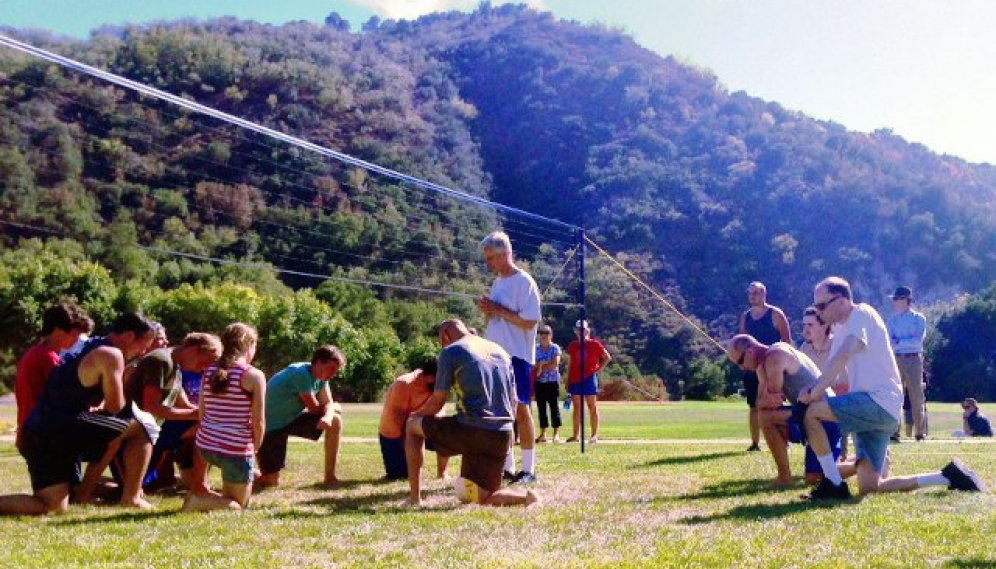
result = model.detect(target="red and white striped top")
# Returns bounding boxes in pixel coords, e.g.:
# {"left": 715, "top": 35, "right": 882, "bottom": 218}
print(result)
{"left": 196, "top": 363, "right": 255, "bottom": 457}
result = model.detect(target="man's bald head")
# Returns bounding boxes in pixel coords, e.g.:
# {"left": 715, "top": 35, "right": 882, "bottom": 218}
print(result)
{"left": 439, "top": 319, "right": 471, "bottom": 347}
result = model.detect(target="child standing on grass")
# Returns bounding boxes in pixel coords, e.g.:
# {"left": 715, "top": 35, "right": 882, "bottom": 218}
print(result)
{"left": 183, "top": 323, "right": 266, "bottom": 512}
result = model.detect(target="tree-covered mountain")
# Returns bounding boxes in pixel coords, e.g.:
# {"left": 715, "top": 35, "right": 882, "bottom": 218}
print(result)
{"left": 2, "top": 4, "right": 995, "bottom": 393}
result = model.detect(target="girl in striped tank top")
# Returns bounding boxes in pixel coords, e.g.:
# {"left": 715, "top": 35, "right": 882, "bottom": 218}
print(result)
{"left": 183, "top": 323, "right": 266, "bottom": 512}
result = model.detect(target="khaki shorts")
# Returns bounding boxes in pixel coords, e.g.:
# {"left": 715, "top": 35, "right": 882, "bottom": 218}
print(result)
{"left": 421, "top": 416, "right": 512, "bottom": 493}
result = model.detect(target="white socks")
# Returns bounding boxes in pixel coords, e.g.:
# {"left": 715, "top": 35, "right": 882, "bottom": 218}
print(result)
{"left": 522, "top": 449, "right": 536, "bottom": 474}
{"left": 916, "top": 473, "right": 949, "bottom": 488}
{"left": 817, "top": 454, "right": 844, "bottom": 485}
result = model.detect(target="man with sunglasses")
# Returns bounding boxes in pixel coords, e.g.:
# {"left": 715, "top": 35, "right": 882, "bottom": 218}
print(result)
{"left": 798, "top": 277, "right": 984, "bottom": 499}
{"left": 727, "top": 334, "right": 842, "bottom": 487}
{"left": 737, "top": 282, "right": 792, "bottom": 452}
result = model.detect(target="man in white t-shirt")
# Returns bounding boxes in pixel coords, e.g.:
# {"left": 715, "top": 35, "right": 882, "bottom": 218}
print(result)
{"left": 799, "top": 276, "right": 984, "bottom": 500}
{"left": 477, "top": 231, "right": 542, "bottom": 484}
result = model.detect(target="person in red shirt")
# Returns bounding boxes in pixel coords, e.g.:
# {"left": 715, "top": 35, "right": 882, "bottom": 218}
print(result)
{"left": 565, "top": 320, "right": 611, "bottom": 444}
{"left": 14, "top": 302, "right": 93, "bottom": 449}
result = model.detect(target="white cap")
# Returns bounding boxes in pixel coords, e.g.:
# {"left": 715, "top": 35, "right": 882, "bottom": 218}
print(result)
{"left": 575, "top": 319, "right": 589, "bottom": 330}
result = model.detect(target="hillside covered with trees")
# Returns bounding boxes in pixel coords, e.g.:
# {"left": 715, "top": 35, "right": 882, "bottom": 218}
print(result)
{"left": 2, "top": 4, "right": 994, "bottom": 399}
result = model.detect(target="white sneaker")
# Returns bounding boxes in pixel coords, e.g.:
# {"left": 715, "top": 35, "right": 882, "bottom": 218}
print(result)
{"left": 589, "top": 436, "right": 598, "bottom": 444}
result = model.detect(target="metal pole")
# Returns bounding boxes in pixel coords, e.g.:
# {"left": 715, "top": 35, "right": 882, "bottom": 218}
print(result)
{"left": 577, "top": 227, "right": 587, "bottom": 454}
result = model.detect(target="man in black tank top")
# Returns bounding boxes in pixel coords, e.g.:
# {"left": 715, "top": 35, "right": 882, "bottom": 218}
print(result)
{"left": 1, "top": 313, "right": 155, "bottom": 516}
{"left": 737, "top": 282, "right": 792, "bottom": 452}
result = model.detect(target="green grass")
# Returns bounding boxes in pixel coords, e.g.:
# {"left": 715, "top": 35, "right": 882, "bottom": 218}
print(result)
{"left": 1, "top": 402, "right": 993, "bottom": 568}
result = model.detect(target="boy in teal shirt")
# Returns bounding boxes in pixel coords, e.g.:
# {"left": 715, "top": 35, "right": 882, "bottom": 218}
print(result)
{"left": 256, "top": 346, "right": 346, "bottom": 487}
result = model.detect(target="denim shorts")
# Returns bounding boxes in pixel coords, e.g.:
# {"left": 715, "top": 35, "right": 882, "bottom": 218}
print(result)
{"left": 199, "top": 449, "right": 255, "bottom": 484}
{"left": 828, "top": 392, "right": 898, "bottom": 474}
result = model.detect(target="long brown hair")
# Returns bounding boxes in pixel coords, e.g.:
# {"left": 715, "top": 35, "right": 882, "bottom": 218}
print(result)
{"left": 209, "top": 322, "right": 258, "bottom": 393}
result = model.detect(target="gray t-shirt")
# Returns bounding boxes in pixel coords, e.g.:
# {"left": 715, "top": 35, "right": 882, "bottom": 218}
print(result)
{"left": 778, "top": 344, "right": 821, "bottom": 404}
{"left": 435, "top": 335, "right": 516, "bottom": 432}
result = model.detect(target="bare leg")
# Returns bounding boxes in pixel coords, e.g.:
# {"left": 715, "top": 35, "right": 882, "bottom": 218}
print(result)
{"left": 75, "top": 437, "right": 123, "bottom": 504}
{"left": 0, "top": 482, "right": 71, "bottom": 516}
{"left": 584, "top": 395, "right": 599, "bottom": 439}
{"left": 323, "top": 413, "right": 343, "bottom": 486}
{"left": 119, "top": 426, "right": 154, "bottom": 509}
{"left": 759, "top": 409, "right": 793, "bottom": 485}
{"left": 436, "top": 455, "right": 450, "bottom": 479}
{"left": 571, "top": 395, "right": 582, "bottom": 439}
{"left": 749, "top": 407, "right": 761, "bottom": 446}
{"left": 517, "top": 404, "right": 535, "bottom": 452}
{"left": 185, "top": 449, "right": 211, "bottom": 495}
{"left": 404, "top": 417, "right": 426, "bottom": 506}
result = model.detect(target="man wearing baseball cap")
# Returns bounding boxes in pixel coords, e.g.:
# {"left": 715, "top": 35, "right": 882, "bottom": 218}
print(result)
{"left": 886, "top": 285, "right": 928, "bottom": 441}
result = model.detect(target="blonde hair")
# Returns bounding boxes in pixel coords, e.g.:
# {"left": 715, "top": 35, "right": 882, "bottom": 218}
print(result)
{"left": 209, "top": 323, "right": 258, "bottom": 393}
{"left": 180, "top": 332, "right": 223, "bottom": 360}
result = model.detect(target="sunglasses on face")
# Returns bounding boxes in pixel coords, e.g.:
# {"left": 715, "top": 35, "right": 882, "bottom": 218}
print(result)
{"left": 736, "top": 349, "right": 748, "bottom": 367}
{"left": 814, "top": 296, "right": 842, "bottom": 312}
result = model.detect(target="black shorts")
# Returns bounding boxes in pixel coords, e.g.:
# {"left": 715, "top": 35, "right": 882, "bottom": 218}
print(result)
{"left": 74, "top": 411, "right": 132, "bottom": 462}
{"left": 20, "top": 426, "right": 81, "bottom": 492}
{"left": 742, "top": 371, "right": 760, "bottom": 408}
{"left": 258, "top": 413, "right": 325, "bottom": 475}
{"left": 421, "top": 416, "right": 512, "bottom": 493}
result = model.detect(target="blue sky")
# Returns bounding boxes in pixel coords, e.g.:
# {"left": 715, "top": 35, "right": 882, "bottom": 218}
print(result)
{"left": 3, "top": 0, "right": 995, "bottom": 165}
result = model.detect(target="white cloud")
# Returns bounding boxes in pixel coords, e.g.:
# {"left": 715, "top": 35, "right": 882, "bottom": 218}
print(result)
{"left": 353, "top": 0, "right": 546, "bottom": 21}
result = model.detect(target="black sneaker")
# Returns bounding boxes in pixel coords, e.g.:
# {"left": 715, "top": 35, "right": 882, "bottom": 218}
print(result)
{"left": 942, "top": 459, "right": 985, "bottom": 492}
{"left": 890, "top": 434, "right": 902, "bottom": 443}
{"left": 805, "top": 478, "right": 851, "bottom": 501}
{"left": 510, "top": 471, "right": 537, "bottom": 485}
{"left": 746, "top": 444, "right": 761, "bottom": 452}
{"left": 502, "top": 470, "right": 516, "bottom": 482}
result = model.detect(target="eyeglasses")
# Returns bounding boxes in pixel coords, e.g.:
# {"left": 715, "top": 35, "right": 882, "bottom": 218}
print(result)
{"left": 814, "top": 296, "right": 842, "bottom": 312}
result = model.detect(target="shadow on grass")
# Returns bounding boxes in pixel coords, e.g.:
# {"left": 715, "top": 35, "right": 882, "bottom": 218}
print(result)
{"left": 944, "top": 559, "right": 996, "bottom": 568}
{"left": 50, "top": 508, "right": 176, "bottom": 526}
{"left": 271, "top": 485, "right": 461, "bottom": 515}
{"left": 637, "top": 451, "right": 742, "bottom": 468}
{"left": 679, "top": 498, "right": 848, "bottom": 525}
{"left": 676, "top": 477, "right": 790, "bottom": 500}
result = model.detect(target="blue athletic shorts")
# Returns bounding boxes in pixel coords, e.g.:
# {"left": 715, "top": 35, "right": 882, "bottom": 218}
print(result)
{"left": 784, "top": 404, "right": 842, "bottom": 475}
{"left": 512, "top": 357, "right": 533, "bottom": 405}
{"left": 568, "top": 375, "right": 598, "bottom": 396}
{"left": 828, "top": 392, "right": 898, "bottom": 474}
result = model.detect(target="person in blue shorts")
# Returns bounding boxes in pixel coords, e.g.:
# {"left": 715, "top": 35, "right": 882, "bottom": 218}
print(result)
{"left": 799, "top": 277, "right": 984, "bottom": 500}
{"left": 728, "top": 334, "right": 840, "bottom": 487}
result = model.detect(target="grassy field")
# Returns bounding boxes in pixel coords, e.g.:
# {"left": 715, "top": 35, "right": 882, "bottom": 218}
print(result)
{"left": 0, "top": 401, "right": 993, "bottom": 568}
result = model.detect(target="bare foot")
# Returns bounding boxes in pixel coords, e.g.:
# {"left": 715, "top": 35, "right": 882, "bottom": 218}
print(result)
{"left": 254, "top": 473, "right": 280, "bottom": 488}
{"left": 525, "top": 490, "right": 542, "bottom": 508}
{"left": 120, "top": 496, "right": 155, "bottom": 510}
{"left": 322, "top": 477, "right": 343, "bottom": 488}
{"left": 401, "top": 498, "right": 423, "bottom": 508}
{"left": 770, "top": 476, "right": 794, "bottom": 488}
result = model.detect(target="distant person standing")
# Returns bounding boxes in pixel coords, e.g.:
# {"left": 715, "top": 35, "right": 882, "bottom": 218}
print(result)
{"left": 738, "top": 281, "right": 792, "bottom": 452}
{"left": 886, "top": 286, "right": 927, "bottom": 441}
{"left": 533, "top": 325, "right": 563, "bottom": 443}
{"left": 477, "top": 231, "right": 542, "bottom": 484}
{"left": 565, "top": 320, "right": 611, "bottom": 444}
